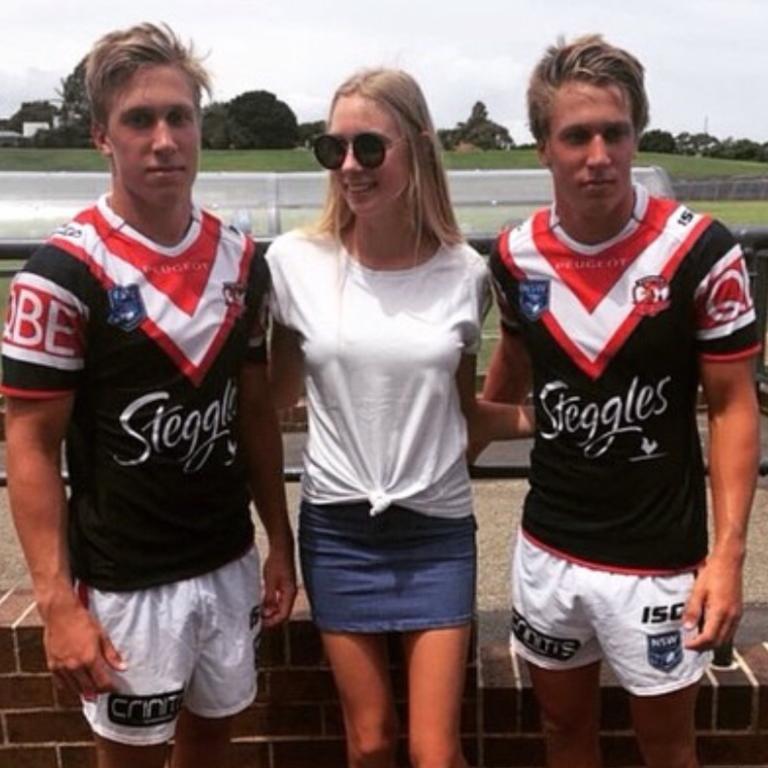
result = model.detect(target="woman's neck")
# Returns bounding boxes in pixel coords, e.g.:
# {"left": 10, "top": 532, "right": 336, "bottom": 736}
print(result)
{"left": 345, "top": 218, "right": 438, "bottom": 271}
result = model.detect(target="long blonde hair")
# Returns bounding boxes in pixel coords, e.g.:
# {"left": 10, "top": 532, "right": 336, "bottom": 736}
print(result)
{"left": 312, "top": 68, "right": 462, "bottom": 247}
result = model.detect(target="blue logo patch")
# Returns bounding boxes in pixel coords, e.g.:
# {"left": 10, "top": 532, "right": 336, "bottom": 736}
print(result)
{"left": 647, "top": 630, "right": 683, "bottom": 673}
{"left": 519, "top": 279, "right": 550, "bottom": 321}
{"left": 107, "top": 285, "right": 146, "bottom": 332}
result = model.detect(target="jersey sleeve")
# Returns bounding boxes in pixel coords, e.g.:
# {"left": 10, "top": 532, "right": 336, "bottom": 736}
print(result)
{"left": 692, "top": 221, "right": 760, "bottom": 360}
{"left": 1, "top": 245, "right": 90, "bottom": 398}
{"left": 488, "top": 228, "right": 522, "bottom": 334}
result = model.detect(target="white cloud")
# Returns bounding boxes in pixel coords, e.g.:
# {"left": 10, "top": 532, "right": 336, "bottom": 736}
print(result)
{"left": 0, "top": 0, "right": 766, "bottom": 142}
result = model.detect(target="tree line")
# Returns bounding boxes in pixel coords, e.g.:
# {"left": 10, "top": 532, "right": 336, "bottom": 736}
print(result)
{"left": 639, "top": 129, "right": 768, "bottom": 163}
{"left": 2, "top": 58, "right": 767, "bottom": 162}
{"left": 1, "top": 57, "right": 515, "bottom": 151}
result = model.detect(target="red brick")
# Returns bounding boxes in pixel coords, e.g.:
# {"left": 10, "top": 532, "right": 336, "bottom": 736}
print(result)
{"left": 16, "top": 628, "right": 47, "bottom": 673}
{"left": 253, "top": 670, "right": 270, "bottom": 701}
{"left": 519, "top": 687, "right": 540, "bottom": 733}
{"left": 739, "top": 644, "right": 768, "bottom": 730}
{"left": 461, "top": 735, "right": 479, "bottom": 767}
{"left": 233, "top": 702, "right": 322, "bottom": 737}
{"left": 258, "top": 624, "right": 286, "bottom": 667}
{"left": 322, "top": 702, "right": 344, "bottom": 735}
{"left": 695, "top": 680, "right": 714, "bottom": 731}
{"left": 266, "top": 668, "right": 337, "bottom": 702}
{"left": 54, "top": 681, "right": 84, "bottom": 710}
{"left": 600, "top": 734, "right": 644, "bottom": 767}
{"left": 0, "top": 674, "right": 54, "bottom": 708}
{"left": 231, "top": 740, "right": 270, "bottom": 767}
{"left": 711, "top": 664, "right": 755, "bottom": 730}
{"left": 287, "top": 620, "right": 325, "bottom": 666}
{"left": 0, "top": 746, "right": 58, "bottom": 768}
{"left": 6, "top": 711, "right": 92, "bottom": 743}
{"left": 460, "top": 697, "right": 478, "bottom": 733}
{"left": 599, "top": 687, "right": 631, "bottom": 731}
{"left": 483, "top": 735, "right": 546, "bottom": 767}
{"left": 272, "top": 737, "right": 346, "bottom": 767}
{"left": 699, "top": 732, "right": 768, "bottom": 763}
{"left": 0, "top": 629, "right": 15, "bottom": 674}
{"left": 59, "top": 745, "right": 97, "bottom": 768}
{"left": 482, "top": 687, "right": 518, "bottom": 734}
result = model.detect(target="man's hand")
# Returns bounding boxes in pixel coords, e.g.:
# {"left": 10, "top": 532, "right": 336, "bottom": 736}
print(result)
{"left": 682, "top": 553, "right": 743, "bottom": 651}
{"left": 41, "top": 591, "right": 125, "bottom": 697}
{"left": 260, "top": 542, "right": 297, "bottom": 628}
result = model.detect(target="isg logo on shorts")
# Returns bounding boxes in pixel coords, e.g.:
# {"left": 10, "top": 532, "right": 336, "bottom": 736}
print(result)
{"left": 647, "top": 630, "right": 683, "bottom": 673}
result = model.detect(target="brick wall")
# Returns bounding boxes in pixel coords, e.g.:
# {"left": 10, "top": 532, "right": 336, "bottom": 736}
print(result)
{"left": 1, "top": 588, "right": 767, "bottom": 768}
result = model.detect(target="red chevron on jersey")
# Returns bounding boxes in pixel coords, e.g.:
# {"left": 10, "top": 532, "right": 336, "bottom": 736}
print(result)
{"left": 49, "top": 200, "right": 254, "bottom": 385}
{"left": 530, "top": 196, "right": 679, "bottom": 312}
{"left": 73, "top": 206, "right": 219, "bottom": 317}
{"left": 500, "top": 201, "right": 712, "bottom": 380}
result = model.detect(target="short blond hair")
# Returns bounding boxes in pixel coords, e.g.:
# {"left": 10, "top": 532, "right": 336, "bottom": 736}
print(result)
{"left": 528, "top": 34, "right": 649, "bottom": 144}
{"left": 86, "top": 22, "right": 211, "bottom": 125}
{"left": 313, "top": 68, "right": 462, "bottom": 247}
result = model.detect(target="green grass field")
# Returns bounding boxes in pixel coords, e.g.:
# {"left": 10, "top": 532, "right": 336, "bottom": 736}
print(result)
{"left": 0, "top": 146, "right": 767, "bottom": 179}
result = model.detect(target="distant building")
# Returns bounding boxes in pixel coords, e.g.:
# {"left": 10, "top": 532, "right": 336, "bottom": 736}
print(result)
{"left": 0, "top": 130, "right": 23, "bottom": 147}
{"left": 22, "top": 121, "right": 50, "bottom": 138}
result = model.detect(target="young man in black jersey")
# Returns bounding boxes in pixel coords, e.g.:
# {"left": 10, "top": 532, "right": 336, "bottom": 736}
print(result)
{"left": 483, "top": 35, "right": 759, "bottom": 768}
{"left": 2, "top": 23, "right": 296, "bottom": 768}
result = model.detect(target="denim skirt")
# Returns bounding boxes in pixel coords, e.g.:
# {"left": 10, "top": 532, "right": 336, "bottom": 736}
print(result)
{"left": 299, "top": 499, "right": 476, "bottom": 633}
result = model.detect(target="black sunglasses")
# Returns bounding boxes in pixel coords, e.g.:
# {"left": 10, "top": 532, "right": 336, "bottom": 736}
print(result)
{"left": 313, "top": 132, "right": 400, "bottom": 170}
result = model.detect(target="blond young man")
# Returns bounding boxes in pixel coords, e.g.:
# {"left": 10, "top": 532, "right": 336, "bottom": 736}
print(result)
{"left": 484, "top": 35, "right": 759, "bottom": 768}
{"left": 2, "top": 23, "right": 295, "bottom": 768}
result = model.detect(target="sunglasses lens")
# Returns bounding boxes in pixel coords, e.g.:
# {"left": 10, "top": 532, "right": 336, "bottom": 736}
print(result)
{"left": 353, "top": 133, "right": 387, "bottom": 168}
{"left": 313, "top": 135, "right": 346, "bottom": 170}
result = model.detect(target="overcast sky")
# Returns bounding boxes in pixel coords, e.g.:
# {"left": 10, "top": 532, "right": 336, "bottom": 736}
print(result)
{"left": 2, "top": 0, "right": 766, "bottom": 144}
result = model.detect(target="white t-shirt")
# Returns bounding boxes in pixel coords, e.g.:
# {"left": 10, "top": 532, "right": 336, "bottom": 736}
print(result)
{"left": 266, "top": 231, "right": 490, "bottom": 518}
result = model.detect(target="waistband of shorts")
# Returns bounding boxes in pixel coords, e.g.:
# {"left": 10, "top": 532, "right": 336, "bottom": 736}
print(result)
{"left": 520, "top": 529, "right": 704, "bottom": 577}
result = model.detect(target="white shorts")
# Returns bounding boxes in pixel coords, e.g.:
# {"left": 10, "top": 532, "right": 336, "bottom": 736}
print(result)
{"left": 511, "top": 534, "right": 711, "bottom": 696}
{"left": 80, "top": 548, "right": 262, "bottom": 746}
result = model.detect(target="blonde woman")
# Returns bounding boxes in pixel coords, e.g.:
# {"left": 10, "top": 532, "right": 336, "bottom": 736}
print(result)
{"left": 266, "top": 68, "right": 529, "bottom": 768}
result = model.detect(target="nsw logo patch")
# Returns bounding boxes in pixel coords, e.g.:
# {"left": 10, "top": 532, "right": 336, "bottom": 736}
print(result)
{"left": 107, "top": 284, "right": 146, "bottom": 332}
{"left": 647, "top": 630, "right": 683, "bottom": 673}
{"left": 519, "top": 279, "right": 549, "bottom": 321}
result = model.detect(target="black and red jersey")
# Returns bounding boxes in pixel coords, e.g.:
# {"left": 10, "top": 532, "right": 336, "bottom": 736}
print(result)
{"left": 490, "top": 186, "right": 759, "bottom": 572}
{"left": 2, "top": 196, "right": 269, "bottom": 590}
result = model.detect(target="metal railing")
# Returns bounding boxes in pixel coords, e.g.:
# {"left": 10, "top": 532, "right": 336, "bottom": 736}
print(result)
{"left": 0, "top": 167, "right": 676, "bottom": 238}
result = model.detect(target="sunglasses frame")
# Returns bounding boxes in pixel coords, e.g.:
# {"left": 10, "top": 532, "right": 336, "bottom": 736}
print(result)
{"left": 313, "top": 132, "right": 400, "bottom": 170}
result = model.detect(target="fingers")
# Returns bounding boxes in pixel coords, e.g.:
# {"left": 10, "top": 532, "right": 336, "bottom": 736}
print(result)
{"left": 683, "top": 576, "right": 742, "bottom": 651}
{"left": 50, "top": 654, "right": 118, "bottom": 697}
{"left": 101, "top": 633, "right": 127, "bottom": 672}
{"left": 681, "top": 585, "right": 704, "bottom": 645}
{"left": 261, "top": 579, "right": 297, "bottom": 628}
{"left": 45, "top": 622, "right": 123, "bottom": 697}
{"left": 685, "top": 606, "right": 740, "bottom": 651}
